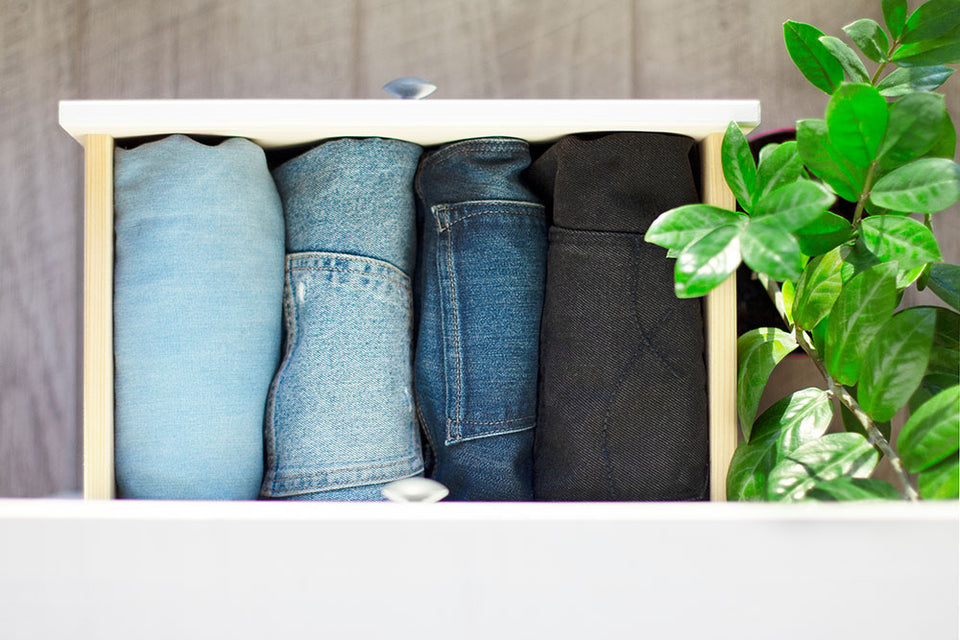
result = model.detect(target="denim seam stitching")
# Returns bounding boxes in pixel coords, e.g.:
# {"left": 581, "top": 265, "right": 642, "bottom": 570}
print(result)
{"left": 420, "top": 140, "right": 528, "bottom": 173}
{"left": 286, "top": 251, "right": 410, "bottom": 282}
{"left": 446, "top": 218, "right": 464, "bottom": 441}
{"left": 444, "top": 421, "right": 534, "bottom": 445}
{"left": 433, "top": 207, "right": 546, "bottom": 233}
{"left": 269, "top": 266, "right": 301, "bottom": 495}
{"left": 264, "top": 452, "right": 423, "bottom": 482}
{"left": 454, "top": 416, "right": 535, "bottom": 425}
{"left": 287, "top": 265, "right": 409, "bottom": 289}
{"left": 265, "top": 466, "right": 425, "bottom": 498}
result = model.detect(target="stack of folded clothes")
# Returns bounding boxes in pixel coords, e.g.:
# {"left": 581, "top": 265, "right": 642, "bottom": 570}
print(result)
{"left": 112, "top": 131, "right": 708, "bottom": 502}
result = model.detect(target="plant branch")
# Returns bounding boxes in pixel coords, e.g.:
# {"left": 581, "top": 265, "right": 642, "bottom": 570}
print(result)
{"left": 758, "top": 277, "right": 919, "bottom": 501}
{"left": 870, "top": 37, "right": 902, "bottom": 85}
{"left": 852, "top": 160, "right": 878, "bottom": 227}
{"left": 793, "top": 329, "right": 918, "bottom": 501}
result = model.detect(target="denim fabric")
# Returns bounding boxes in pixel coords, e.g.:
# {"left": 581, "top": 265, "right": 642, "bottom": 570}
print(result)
{"left": 415, "top": 138, "right": 547, "bottom": 500}
{"left": 113, "top": 135, "right": 285, "bottom": 499}
{"left": 527, "top": 132, "right": 709, "bottom": 501}
{"left": 262, "top": 138, "right": 424, "bottom": 500}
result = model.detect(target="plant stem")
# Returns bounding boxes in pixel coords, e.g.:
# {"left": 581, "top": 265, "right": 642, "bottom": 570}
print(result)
{"left": 852, "top": 160, "right": 878, "bottom": 227}
{"left": 870, "top": 37, "right": 902, "bottom": 86}
{"left": 793, "top": 329, "right": 919, "bottom": 501}
{"left": 869, "top": 60, "right": 889, "bottom": 86}
{"left": 759, "top": 278, "right": 919, "bottom": 501}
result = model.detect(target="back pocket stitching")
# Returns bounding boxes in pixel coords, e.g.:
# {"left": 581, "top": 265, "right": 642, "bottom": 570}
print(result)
{"left": 444, "top": 221, "right": 464, "bottom": 442}
{"left": 434, "top": 202, "right": 545, "bottom": 446}
{"left": 266, "top": 262, "right": 302, "bottom": 495}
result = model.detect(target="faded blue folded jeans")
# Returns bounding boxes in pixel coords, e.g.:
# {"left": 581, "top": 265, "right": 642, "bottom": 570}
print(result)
{"left": 414, "top": 138, "right": 547, "bottom": 500}
{"left": 114, "top": 135, "right": 285, "bottom": 499}
{"left": 262, "top": 138, "right": 424, "bottom": 501}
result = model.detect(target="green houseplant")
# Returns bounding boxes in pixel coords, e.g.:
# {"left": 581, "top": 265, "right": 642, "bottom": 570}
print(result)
{"left": 645, "top": 0, "right": 960, "bottom": 501}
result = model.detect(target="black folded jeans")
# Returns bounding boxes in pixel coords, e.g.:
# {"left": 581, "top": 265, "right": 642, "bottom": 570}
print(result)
{"left": 527, "top": 132, "right": 709, "bottom": 501}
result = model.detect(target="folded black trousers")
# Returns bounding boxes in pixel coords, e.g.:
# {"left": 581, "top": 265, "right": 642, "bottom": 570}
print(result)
{"left": 527, "top": 132, "right": 709, "bottom": 501}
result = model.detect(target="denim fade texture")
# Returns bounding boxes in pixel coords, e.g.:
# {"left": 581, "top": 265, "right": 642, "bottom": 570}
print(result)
{"left": 415, "top": 138, "right": 547, "bottom": 501}
{"left": 113, "top": 135, "right": 285, "bottom": 499}
{"left": 262, "top": 138, "right": 424, "bottom": 501}
{"left": 527, "top": 132, "right": 710, "bottom": 501}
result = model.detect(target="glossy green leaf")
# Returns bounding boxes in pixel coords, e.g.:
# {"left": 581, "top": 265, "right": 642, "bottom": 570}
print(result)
{"left": 781, "top": 279, "right": 797, "bottom": 327}
{"left": 737, "top": 328, "right": 798, "bottom": 434}
{"left": 674, "top": 225, "right": 741, "bottom": 298}
{"left": 754, "top": 180, "right": 836, "bottom": 231}
{"left": 925, "top": 112, "right": 957, "bottom": 160}
{"left": 805, "top": 477, "right": 900, "bottom": 501}
{"left": 784, "top": 21, "right": 845, "bottom": 94}
{"left": 774, "top": 392, "right": 834, "bottom": 455}
{"left": 893, "top": 23, "right": 960, "bottom": 66}
{"left": 918, "top": 453, "right": 960, "bottom": 499}
{"left": 926, "top": 308, "right": 960, "bottom": 386}
{"left": 819, "top": 36, "right": 870, "bottom": 83}
{"left": 758, "top": 143, "right": 780, "bottom": 166}
{"left": 876, "top": 65, "right": 955, "bottom": 97}
{"left": 740, "top": 220, "right": 803, "bottom": 281}
{"left": 753, "top": 141, "right": 803, "bottom": 209}
{"left": 825, "top": 83, "right": 889, "bottom": 167}
{"left": 882, "top": 0, "right": 909, "bottom": 38}
{"left": 870, "top": 158, "right": 960, "bottom": 213}
{"left": 645, "top": 204, "right": 747, "bottom": 252}
{"left": 840, "top": 400, "right": 892, "bottom": 443}
{"left": 726, "top": 388, "right": 832, "bottom": 500}
{"left": 858, "top": 308, "right": 937, "bottom": 422}
{"left": 751, "top": 387, "right": 833, "bottom": 444}
{"left": 860, "top": 216, "right": 942, "bottom": 271}
{"left": 767, "top": 432, "right": 879, "bottom": 501}
{"left": 796, "top": 118, "right": 863, "bottom": 202}
{"left": 811, "top": 316, "right": 829, "bottom": 355}
{"left": 900, "top": 0, "right": 960, "bottom": 44}
{"left": 843, "top": 18, "right": 890, "bottom": 62}
{"left": 928, "top": 263, "right": 960, "bottom": 311}
{"left": 877, "top": 92, "right": 947, "bottom": 170}
{"left": 899, "top": 385, "right": 960, "bottom": 473}
{"left": 726, "top": 440, "right": 776, "bottom": 501}
{"left": 721, "top": 121, "right": 757, "bottom": 213}
{"left": 793, "top": 248, "right": 844, "bottom": 330}
{"left": 840, "top": 239, "right": 883, "bottom": 283}
{"left": 795, "top": 211, "right": 854, "bottom": 256}
{"left": 825, "top": 262, "right": 899, "bottom": 385}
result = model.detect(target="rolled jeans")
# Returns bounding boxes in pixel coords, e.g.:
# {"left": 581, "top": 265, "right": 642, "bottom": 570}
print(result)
{"left": 527, "top": 132, "right": 709, "bottom": 501}
{"left": 262, "top": 138, "right": 424, "bottom": 501}
{"left": 114, "top": 135, "right": 285, "bottom": 500}
{"left": 415, "top": 138, "right": 547, "bottom": 501}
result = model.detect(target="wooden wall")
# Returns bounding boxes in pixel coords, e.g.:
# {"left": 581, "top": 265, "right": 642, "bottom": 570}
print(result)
{"left": 1, "top": 0, "right": 956, "bottom": 496}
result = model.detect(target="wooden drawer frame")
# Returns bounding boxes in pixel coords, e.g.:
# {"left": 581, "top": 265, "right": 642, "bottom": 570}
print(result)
{"left": 60, "top": 99, "right": 761, "bottom": 501}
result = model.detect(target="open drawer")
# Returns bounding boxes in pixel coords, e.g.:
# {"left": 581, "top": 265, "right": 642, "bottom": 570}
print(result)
{"left": 60, "top": 98, "right": 761, "bottom": 501}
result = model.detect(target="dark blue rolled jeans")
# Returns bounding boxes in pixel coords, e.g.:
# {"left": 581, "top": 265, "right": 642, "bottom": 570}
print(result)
{"left": 527, "top": 132, "right": 709, "bottom": 501}
{"left": 414, "top": 138, "right": 547, "bottom": 500}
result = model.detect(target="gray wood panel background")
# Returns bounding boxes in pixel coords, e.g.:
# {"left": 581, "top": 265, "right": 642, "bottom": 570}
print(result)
{"left": 1, "top": 0, "right": 957, "bottom": 496}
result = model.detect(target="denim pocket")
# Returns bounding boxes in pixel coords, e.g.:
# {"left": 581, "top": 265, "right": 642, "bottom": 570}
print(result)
{"left": 261, "top": 251, "right": 422, "bottom": 498}
{"left": 432, "top": 200, "right": 548, "bottom": 445}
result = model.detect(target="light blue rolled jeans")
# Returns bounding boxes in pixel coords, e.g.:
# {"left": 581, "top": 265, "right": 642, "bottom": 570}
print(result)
{"left": 261, "top": 138, "right": 424, "bottom": 501}
{"left": 114, "top": 135, "right": 285, "bottom": 499}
